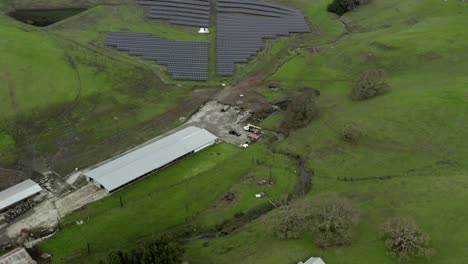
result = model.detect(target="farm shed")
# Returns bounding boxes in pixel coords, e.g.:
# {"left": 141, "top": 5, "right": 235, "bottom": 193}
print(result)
{"left": 0, "top": 247, "right": 36, "bottom": 264}
{"left": 84, "top": 126, "right": 218, "bottom": 192}
{"left": 298, "top": 257, "right": 325, "bottom": 264}
{"left": 0, "top": 180, "right": 42, "bottom": 212}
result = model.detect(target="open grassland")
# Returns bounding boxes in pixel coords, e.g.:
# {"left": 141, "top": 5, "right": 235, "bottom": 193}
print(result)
{"left": 184, "top": 0, "right": 468, "bottom": 263}
{"left": 0, "top": 5, "right": 215, "bottom": 171}
{"left": 2, "top": 0, "right": 468, "bottom": 263}
{"left": 186, "top": 174, "right": 468, "bottom": 264}
{"left": 40, "top": 143, "right": 298, "bottom": 263}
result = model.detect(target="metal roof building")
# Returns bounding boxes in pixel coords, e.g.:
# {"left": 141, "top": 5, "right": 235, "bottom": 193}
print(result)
{"left": 299, "top": 257, "right": 325, "bottom": 264}
{"left": 0, "top": 180, "right": 42, "bottom": 212}
{"left": 84, "top": 126, "right": 218, "bottom": 192}
{"left": 0, "top": 247, "right": 36, "bottom": 264}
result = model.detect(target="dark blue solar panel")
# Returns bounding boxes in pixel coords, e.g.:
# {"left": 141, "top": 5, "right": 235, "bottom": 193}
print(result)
{"left": 216, "top": 0, "right": 310, "bottom": 76}
{"left": 105, "top": 32, "right": 209, "bottom": 81}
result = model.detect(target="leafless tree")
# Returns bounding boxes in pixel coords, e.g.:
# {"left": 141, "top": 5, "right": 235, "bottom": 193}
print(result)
{"left": 311, "top": 193, "right": 359, "bottom": 248}
{"left": 275, "top": 207, "right": 308, "bottom": 239}
{"left": 381, "top": 216, "right": 435, "bottom": 261}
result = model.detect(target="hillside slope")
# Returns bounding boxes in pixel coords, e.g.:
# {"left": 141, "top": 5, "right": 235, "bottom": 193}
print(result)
{"left": 0, "top": 11, "right": 207, "bottom": 172}
{"left": 186, "top": 0, "right": 468, "bottom": 263}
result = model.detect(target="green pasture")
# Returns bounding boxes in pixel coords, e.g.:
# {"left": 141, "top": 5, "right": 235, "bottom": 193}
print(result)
{"left": 40, "top": 143, "right": 298, "bottom": 263}
{"left": 184, "top": 0, "right": 468, "bottom": 263}
{"left": 1, "top": 0, "right": 467, "bottom": 263}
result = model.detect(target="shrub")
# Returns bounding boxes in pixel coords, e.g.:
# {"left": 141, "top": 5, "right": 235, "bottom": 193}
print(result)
{"left": 351, "top": 69, "right": 390, "bottom": 100}
{"left": 328, "top": 0, "right": 362, "bottom": 16}
{"left": 99, "top": 236, "right": 184, "bottom": 264}
{"left": 381, "top": 217, "right": 434, "bottom": 261}
{"left": 342, "top": 123, "right": 362, "bottom": 142}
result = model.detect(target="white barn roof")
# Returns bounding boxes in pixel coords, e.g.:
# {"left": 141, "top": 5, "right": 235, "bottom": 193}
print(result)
{"left": 0, "top": 247, "right": 36, "bottom": 264}
{"left": 85, "top": 126, "right": 218, "bottom": 192}
{"left": 0, "top": 180, "right": 42, "bottom": 211}
{"left": 303, "top": 257, "right": 325, "bottom": 264}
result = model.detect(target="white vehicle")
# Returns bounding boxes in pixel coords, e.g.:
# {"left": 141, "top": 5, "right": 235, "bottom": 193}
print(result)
{"left": 244, "top": 124, "right": 262, "bottom": 132}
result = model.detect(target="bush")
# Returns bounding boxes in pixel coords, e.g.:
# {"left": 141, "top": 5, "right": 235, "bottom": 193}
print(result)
{"left": 381, "top": 217, "right": 434, "bottom": 261}
{"left": 328, "top": 0, "right": 362, "bottom": 15}
{"left": 351, "top": 69, "right": 390, "bottom": 100}
{"left": 342, "top": 123, "right": 362, "bottom": 142}
{"left": 311, "top": 193, "right": 359, "bottom": 248}
{"left": 282, "top": 90, "right": 320, "bottom": 130}
{"left": 99, "top": 236, "right": 184, "bottom": 264}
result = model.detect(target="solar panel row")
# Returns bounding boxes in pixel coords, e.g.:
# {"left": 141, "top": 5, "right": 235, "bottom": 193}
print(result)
{"left": 104, "top": 0, "right": 310, "bottom": 80}
{"left": 137, "top": 0, "right": 210, "bottom": 27}
{"left": 216, "top": 0, "right": 310, "bottom": 76}
{"left": 105, "top": 32, "right": 209, "bottom": 81}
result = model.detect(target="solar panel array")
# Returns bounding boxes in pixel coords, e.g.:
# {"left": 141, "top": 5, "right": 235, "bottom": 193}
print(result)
{"left": 105, "top": 32, "right": 209, "bottom": 81}
{"left": 217, "top": 0, "right": 310, "bottom": 76}
{"left": 138, "top": 0, "right": 210, "bottom": 27}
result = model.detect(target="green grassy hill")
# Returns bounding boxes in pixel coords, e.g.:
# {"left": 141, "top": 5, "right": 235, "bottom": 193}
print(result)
{"left": 185, "top": 0, "right": 468, "bottom": 263}
{"left": 0, "top": 2, "right": 213, "bottom": 171}
{"left": 1, "top": 0, "right": 467, "bottom": 263}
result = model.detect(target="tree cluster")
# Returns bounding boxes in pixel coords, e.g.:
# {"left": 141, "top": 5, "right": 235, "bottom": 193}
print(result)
{"left": 381, "top": 217, "right": 434, "bottom": 261}
{"left": 351, "top": 69, "right": 390, "bottom": 100}
{"left": 275, "top": 193, "right": 359, "bottom": 248}
{"left": 327, "top": 0, "right": 363, "bottom": 16}
{"left": 282, "top": 90, "right": 320, "bottom": 130}
{"left": 99, "top": 237, "right": 184, "bottom": 264}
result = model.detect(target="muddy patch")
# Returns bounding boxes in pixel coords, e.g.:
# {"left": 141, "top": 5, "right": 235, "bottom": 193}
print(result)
{"left": 8, "top": 9, "right": 87, "bottom": 27}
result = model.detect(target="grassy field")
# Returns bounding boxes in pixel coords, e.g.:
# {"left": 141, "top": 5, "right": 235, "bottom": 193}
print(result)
{"left": 182, "top": 0, "right": 468, "bottom": 263}
{"left": 0, "top": 2, "right": 216, "bottom": 171}
{"left": 40, "top": 143, "right": 298, "bottom": 263}
{"left": 2, "top": 0, "right": 468, "bottom": 263}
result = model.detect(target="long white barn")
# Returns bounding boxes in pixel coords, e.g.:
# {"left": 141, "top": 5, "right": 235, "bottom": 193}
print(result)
{"left": 84, "top": 126, "right": 218, "bottom": 192}
{"left": 0, "top": 179, "right": 42, "bottom": 211}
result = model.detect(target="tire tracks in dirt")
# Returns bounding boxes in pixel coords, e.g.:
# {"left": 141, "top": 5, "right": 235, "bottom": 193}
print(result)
{"left": 30, "top": 30, "right": 83, "bottom": 171}
{"left": 2, "top": 72, "right": 18, "bottom": 115}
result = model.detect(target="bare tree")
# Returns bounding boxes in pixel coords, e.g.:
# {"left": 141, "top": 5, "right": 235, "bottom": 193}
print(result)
{"left": 381, "top": 217, "right": 435, "bottom": 261}
{"left": 275, "top": 207, "right": 307, "bottom": 239}
{"left": 351, "top": 69, "right": 390, "bottom": 100}
{"left": 311, "top": 193, "right": 359, "bottom": 248}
